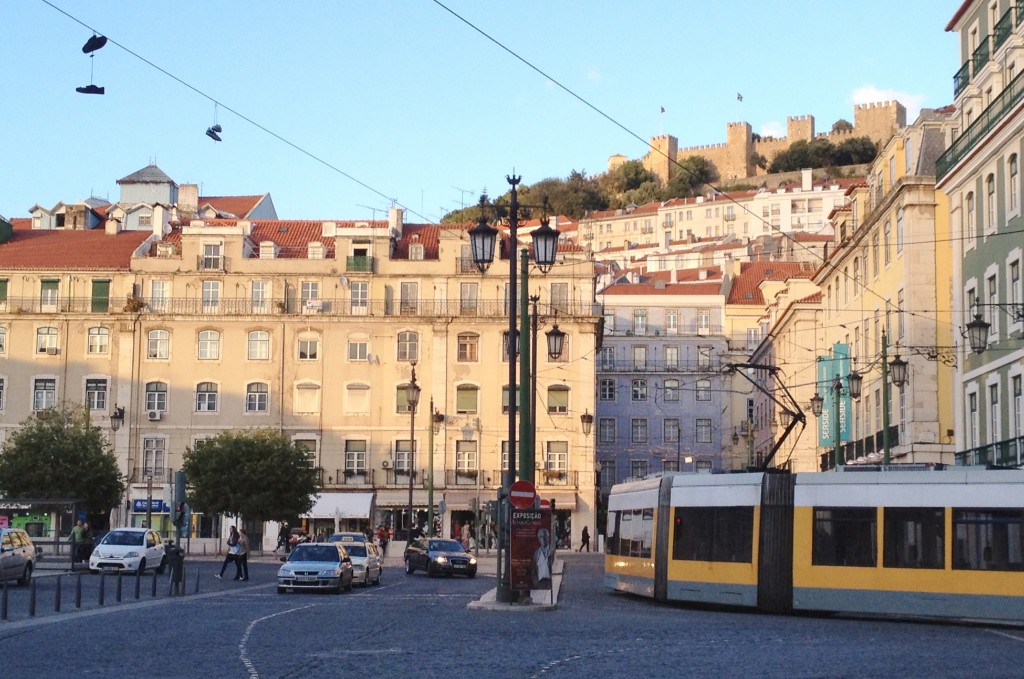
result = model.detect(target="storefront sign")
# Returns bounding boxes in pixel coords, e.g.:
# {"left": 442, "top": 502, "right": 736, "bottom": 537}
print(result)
{"left": 132, "top": 499, "right": 168, "bottom": 513}
{"left": 509, "top": 508, "right": 553, "bottom": 591}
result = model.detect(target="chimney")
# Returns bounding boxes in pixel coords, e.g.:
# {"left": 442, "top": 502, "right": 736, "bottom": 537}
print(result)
{"left": 388, "top": 207, "right": 404, "bottom": 236}
{"left": 801, "top": 168, "right": 812, "bottom": 192}
{"left": 179, "top": 184, "right": 199, "bottom": 218}
{"left": 153, "top": 204, "right": 166, "bottom": 239}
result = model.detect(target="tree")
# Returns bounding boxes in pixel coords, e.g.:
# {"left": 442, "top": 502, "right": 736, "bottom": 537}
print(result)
{"left": 831, "top": 119, "right": 854, "bottom": 134}
{"left": 833, "top": 137, "right": 879, "bottom": 166}
{"left": 660, "top": 156, "right": 718, "bottom": 199}
{"left": 182, "top": 429, "right": 320, "bottom": 523}
{"left": 0, "top": 404, "right": 125, "bottom": 518}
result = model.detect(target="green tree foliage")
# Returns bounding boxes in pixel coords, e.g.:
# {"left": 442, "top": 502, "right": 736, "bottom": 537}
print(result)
{"left": 831, "top": 118, "right": 854, "bottom": 133}
{"left": 598, "top": 160, "right": 660, "bottom": 196}
{"left": 182, "top": 429, "right": 320, "bottom": 523}
{"left": 0, "top": 404, "right": 125, "bottom": 515}
{"left": 660, "top": 156, "right": 719, "bottom": 199}
{"left": 768, "top": 136, "right": 877, "bottom": 173}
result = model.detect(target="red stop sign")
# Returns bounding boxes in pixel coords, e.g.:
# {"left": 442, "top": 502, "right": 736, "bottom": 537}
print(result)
{"left": 509, "top": 480, "right": 537, "bottom": 509}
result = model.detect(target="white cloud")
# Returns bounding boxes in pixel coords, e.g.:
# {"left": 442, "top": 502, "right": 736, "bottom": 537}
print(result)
{"left": 850, "top": 85, "right": 927, "bottom": 121}
{"left": 759, "top": 121, "right": 785, "bottom": 138}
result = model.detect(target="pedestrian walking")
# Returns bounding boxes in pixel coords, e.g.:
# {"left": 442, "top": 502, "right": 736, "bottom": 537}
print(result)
{"left": 69, "top": 519, "right": 86, "bottom": 563}
{"left": 235, "top": 529, "right": 250, "bottom": 581}
{"left": 579, "top": 526, "right": 591, "bottom": 552}
{"left": 216, "top": 525, "right": 240, "bottom": 579}
{"left": 276, "top": 522, "right": 290, "bottom": 553}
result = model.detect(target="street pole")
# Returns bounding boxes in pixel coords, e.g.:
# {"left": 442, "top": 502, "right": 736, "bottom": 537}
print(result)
{"left": 427, "top": 395, "right": 435, "bottom": 537}
{"left": 405, "top": 364, "right": 419, "bottom": 542}
{"left": 881, "top": 329, "right": 892, "bottom": 465}
{"left": 145, "top": 475, "right": 152, "bottom": 529}
{"left": 521, "top": 254, "right": 534, "bottom": 485}
{"left": 833, "top": 376, "right": 842, "bottom": 470}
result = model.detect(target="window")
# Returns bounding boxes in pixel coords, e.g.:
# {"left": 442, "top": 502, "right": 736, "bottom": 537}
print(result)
{"left": 986, "top": 173, "right": 996, "bottom": 231}
{"left": 345, "top": 440, "right": 367, "bottom": 473}
{"left": 33, "top": 378, "right": 56, "bottom": 410}
{"left": 632, "top": 379, "right": 648, "bottom": 401}
{"left": 666, "top": 309, "right": 678, "bottom": 333}
{"left": 293, "top": 382, "right": 321, "bottom": 414}
{"left": 545, "top": 441, "right": 568, "bottom": 473}
{"left": 0, "top": 377, "right": 4, "bottom": 410}
{"left": 599, "top": 418, "right": 616, "bottom": 443}
{"left": 630, "top": 459, "right": 649, "bottom": 478}
{"left": 895, "top": 208, "right": 904, "bottom": 253}
{"left": 663, "top": 379, "right": 679, "bottom": 402}
{"left": 599, "top": 379, "right": 616, "bottom": 401}
{"left": 1011, "top": 260, "right": 1022, "bottom": 322}
{"left": 460, "top": 283, "right": 478, "bottom": 316}
{"left": 148, "top": 330, "right": 169, "bottom": 359}
{"left": 883, "top": 508, "right": 944, "bottom": 569}
{"left": 547, "top": 385, "right": 569, "bottom": 414}
{"left": 246, "top": 383, "right": 269, "bottom": 412}
{"left": 294, "top": 439, "right": 317, "bottom": 467}
{"left": 345, "top": 383, "right": 370, "bottom": 414}
{"left": 695, "top": 418, "right": 712, "bottom": 443}
{"left": 36, "top": 326, "right": 58, "bottom": 353}
{"left": 457, "top": 333, "right": 479, "bottom": 362}
{"left": 395, "top": 439, "right": 415, "bottom": 472}
{"left": 551, "top": 283, "right": 569, "bottom": 313}
{"left": 968, "top": 391, "right": 979, "bottom": 449}
{"left": 812, "top": 507, "right": 877, "bottom": 567}
{"left": 408, "top": 243, "right": 424, "bottom": 261}
{"left": 1010, "top": 155, "right": 1019, "bottom": 211}
{"left": 990, "top": 383, "right": 1000, "bottom": 444}
{"left": 196, "top": 382, "right": 218, "bottom": 412}
{"left": 350, "top": 281, "right": 368, "bottom": 315}
{"left": 501, "top": 386, "right": 520, "bottom": 414}
{"left": 87, "top": 327, "right": 109, "bottom": 354}
{"left": 300, "top": 281, "right": 319, "bottom": 306}
{"left": 200, "top": 243, "right": 223, "bottom": 270}
{"left": 456, "top": 385, "right": 479, "bottom": 414}
{"left": 988, "top": 274, "right": 999, "bottom": 336}
{"left": 142, "top": 438, "right": 166, "bottom": 478}
{"left": 664, "top": 418, "right": 680, "bottom": 443}
{"left": 673, "top": 506, "right": 754, "bottom": 563}
{"left": 502, "top": 331, "right": 517, "bottom": 362}
{"left": 633, "top": 308, "right": 647, "bottom": 335}
{"left": 40, "top": 280, "right": 58, "bottom": 310}
{"left": 298, "top": 333, "right": 319, "bottom": 361}
{"left": 871, "top": 232, "right": 880, "bottom": 276}
{"left": 953, "top": 509, "right": 1024, "bottom": 571}
{"left": 201, "top": 280, "right": 220, "bottom": 312}
{"left": 603, "top": 308, "right": 615, "bottom": 334}
{"left": 664, "top": 346, "right": 679, "bottom": 369}
{"left": 146, "top": 382, "right": 168, "bottom": 412}
{"left": 501, "top": 441, "right": 510, "bottom": 471}
{"left": 632, "top": 345, "right": 647, "bottom": 370}
{"left": 599, "top": 347, "right": 615, "bottom": 370}
{"left": 198, "top": 330, "right": 220, "bottom": 360}
{"left": 0, "top": 327, "right": 5, "bottom": 353}
{"left": 607, "top": 508, "right": 653, "bottom": 558}
{"left": 399, "top": 282, "right": 419, "bottom": 315}
{"left": 91, "top": 280, "right": 110, "bottom": 314}
{"left": 86, "top": 378, "right": 107, "bottom": 410}
{"left": 696, "top": 379, "right": 711, "bottom": 401}
{"left": 251, "top": 280, "right": 269, "bottom": 313}
{"left": 600, "top": 459, "right": 617, "bottom": 490}
{"left": 966, "top": 191, "right": 976, "bottom": 240}
{"left": 883, "top": 220, "right": 891, "bottom": 265}
{"left": 397, "top": 331, "right": 418, "bottom": 362}
{"left": 247, "top": 330, "right": 270, "bottom": 360}
{"left": 631, "top": 418, "right": 648, "bottom": 443}
{"left": 348, "top": 339, "right": 368, "bottom": 361}
{"left": 1012, "top": 375, "right": 1022, "bottom": 440}
{"left": 456, "top": 441, "right": 478, "bottom": 473}
{"left": 697, "top": 346, "right": 712, "bottom": 370}
{"left": 697, "top": 309, "right": 711, "bottom": 333}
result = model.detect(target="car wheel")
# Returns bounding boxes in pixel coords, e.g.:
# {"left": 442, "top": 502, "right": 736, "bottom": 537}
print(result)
{"left": 137, "top": 558, "right": 146, "bottom": 575}
{"left": 17, "top": 562, "right": 32, "bottom": 587}
{"left": 345, "top": 574, "right": 353, "bottom": 592}
{"left": 405, "top": 559, "right": 414, "bottom": 575}
{"left": 154, "top": 556, "right": 166, "bottom": 575}
{"left": 374, "top": 568, "right": 382, "bottom": 585}
{"left": 334, "top": 579, "right": 344, "bottom": 595}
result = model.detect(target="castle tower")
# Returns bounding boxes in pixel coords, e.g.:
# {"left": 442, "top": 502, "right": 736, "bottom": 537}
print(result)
{"left": 725, "top": 122, "right": 753, "bottom": 179}
{"left": 853, "top": 101, "right": 907, "bottom": 146}
{"left": 787, "top": 115, "right": 815, "bottom": 142}
{"left": 642, "top": 135, "right": 678, "bottom": 184}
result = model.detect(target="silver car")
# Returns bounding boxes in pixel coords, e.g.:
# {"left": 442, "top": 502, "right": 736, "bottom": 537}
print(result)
{"left": 0, "top": 528, "right": 36, "bottom": 586}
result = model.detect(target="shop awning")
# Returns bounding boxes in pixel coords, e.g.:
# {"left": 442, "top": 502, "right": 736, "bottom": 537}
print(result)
{"left": 304, "top": 492, "right": 375, "bottom": 519}
{"left": 443, "top": 490, "right": 491, "bottom": 510}
{"left": 537, "top": 492, "right": 578, "bottom": 511}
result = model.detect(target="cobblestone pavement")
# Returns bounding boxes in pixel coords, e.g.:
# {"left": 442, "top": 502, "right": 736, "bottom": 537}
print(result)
{"left": 2, "top": 552, "right": 1023, "bottom": 678}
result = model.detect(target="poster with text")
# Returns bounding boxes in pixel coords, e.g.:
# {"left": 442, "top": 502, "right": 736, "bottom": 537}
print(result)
{"left": 509, "top": 508, "right": 553, "bottom": 591}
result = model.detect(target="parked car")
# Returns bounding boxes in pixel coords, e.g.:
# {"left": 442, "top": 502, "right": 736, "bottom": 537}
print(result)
{"left": 277, "top": 543, "right": 354, "bottom": 594}
{"left": 404, "top": 538, "right": 477, "bottom": 578}
{"left": 89, "top": 528, "right": 166, "bottom": 575}
{"left": 0, "top": 528, "right": 36, "bottom": 586}
{"left": 327, "top": 531, "right": 368, "bottom": 544}
{"left": 338, "top": 539, "right": 383, "bottom": 586}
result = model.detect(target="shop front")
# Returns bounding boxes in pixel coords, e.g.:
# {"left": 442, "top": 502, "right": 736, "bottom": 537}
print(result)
{"left": 301, "top": 492, "right": 375, "bottom": 539}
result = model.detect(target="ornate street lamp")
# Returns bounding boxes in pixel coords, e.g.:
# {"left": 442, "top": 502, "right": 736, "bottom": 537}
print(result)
{"left": 580, "top": 410, "right": 594, "bottom": 436}
{"left": 888, "top": 353, "right": 909, "bottom": 388}
{"left": 110, "top": 404, "right": 125, "bottom": 432}
{"left": 405, "top": 364, "right": 420, "bottom": 542}
{"left": 966, "top": 311, "right": 990, "bottom": 354}
{"left": 545, "top": 324, "right": 566, "bottom": 360}
{"left": 530, "top": 215, "right": 560, "bottom": 273}
{"left": 809, "top": 392, "right": 824, "bottom": 417}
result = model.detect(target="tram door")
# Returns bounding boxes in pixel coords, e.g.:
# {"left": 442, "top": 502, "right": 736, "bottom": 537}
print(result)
{"left": 756, "top": 472, "right": 794, "bottom": 614}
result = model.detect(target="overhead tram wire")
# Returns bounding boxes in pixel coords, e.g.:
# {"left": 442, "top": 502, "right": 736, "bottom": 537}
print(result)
{"left": 38, "top": 0, "right": 438, "bottom": 226}
{"left": 433, "top": 0, "right": 963, "bottom": 330}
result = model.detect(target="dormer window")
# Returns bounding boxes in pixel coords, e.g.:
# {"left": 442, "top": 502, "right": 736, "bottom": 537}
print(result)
{"left": 259, "top": 241, "right": 278, "bottom": 259}
{"left": 409, "top": 243, "right": 425, "bottom": 261}
{"left": 308, "top": 242, "right": 325, "bottom": 260}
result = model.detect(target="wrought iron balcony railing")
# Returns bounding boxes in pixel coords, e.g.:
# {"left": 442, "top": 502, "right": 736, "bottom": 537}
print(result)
{"left": 955, "top": 436, "right": 1023, "bottom": 467}
{"left": 938, "top": 68, "right": 1024, "bottom": 178}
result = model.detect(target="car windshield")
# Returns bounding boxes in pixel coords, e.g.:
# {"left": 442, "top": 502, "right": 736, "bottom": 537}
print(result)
{"left": 289, "top": 546, "right": 340, "bottom": 563}
{"left": 429, "top": 540, "right": 465, "bottom": 553}
{"left": 345, "top": 545, "right": 367, "bottom": 557}
{"left": 101, "top": 531, "right": 144, "bottom": 546}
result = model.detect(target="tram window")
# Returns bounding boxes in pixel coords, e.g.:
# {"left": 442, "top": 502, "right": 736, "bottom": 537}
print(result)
{"left": 607, "top": 508, "right": 654, "bottom": 558}
{"left": 812, "top": 508, "right": 876, "bottom": 567}
{"left": 673, "top": 506, "right": 753, "bottom": 563}
{"left": 883, "top": 508, "right": 944, "bottom": 569}
{"left": 607, "top": 511, "right": 619, "bottom": 556}
{"left": 952, "top": 509, "right": 1024, "bottom": 572}
{"left": 641, "top": 508, "right": 653, "bottom": 559}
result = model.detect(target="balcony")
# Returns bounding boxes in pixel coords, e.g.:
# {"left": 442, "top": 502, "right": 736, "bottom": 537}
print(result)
{"left": 335, "top": 469, "right": 374, "bottom": 486}
{"left": 197, "top": 255, "right": 226, "bottom": 271}
{"left": 597, "top": 358, "right": 721, "bottom": 373}
{"left": 938, "top": 68, "right": 1024, "bottom": 179}
{"left": 955, "top": 436, "right": 1024, "bottom": 467}
{"left": 382, "top": 469, "right": 427, "bottom": 487}
{"left": 346, "top": 256, "right": 374, "bottom": 273}
{"left": 538, "top": 470, "right": 577, "bottom": 487}
{"left": 130, "top": 467, "right": 173, "bottom": 484}
{"left": 972, "top": 35, "right": 991, "bottom": 75}
{"left": 445, "top": 469, "right": 484, "bottom": 486}
{"left": 995, "top": 8, "right": 1014, "bottom": 51}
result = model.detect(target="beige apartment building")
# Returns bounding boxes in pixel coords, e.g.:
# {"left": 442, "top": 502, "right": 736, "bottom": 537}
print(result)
{"left": 0, "top": 165, "right": 600, "bottom": 549}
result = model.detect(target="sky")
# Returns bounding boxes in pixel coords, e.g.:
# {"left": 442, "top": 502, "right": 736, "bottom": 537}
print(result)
{"left": 1, "top": 1, "right": 960, "bottom": 225}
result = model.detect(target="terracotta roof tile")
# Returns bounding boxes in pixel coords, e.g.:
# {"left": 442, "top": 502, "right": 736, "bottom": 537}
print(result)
{"left": 199, "top": 195, "right": 266, "bottom": 219}
{"left": 727, "top": 261, "right": 816, "bottom": 305}
{"left": 602, "top": 281, "right": 722, "bottom": 296}
{"left": 0, "top": 224, "right": 149, "bottom": 270}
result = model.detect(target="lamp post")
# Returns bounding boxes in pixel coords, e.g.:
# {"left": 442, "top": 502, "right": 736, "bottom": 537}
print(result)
{"left": 427, "top": 403, "right": 444, "bottom": 538}
{"left": 469, "top": 176, "right": 560, "bottom": 604}
{"left": 404, "top": 364, "right": 421, "bottom": 542}
{"left": 110, "top": 405, "right": 125, "bottom": 525}
{"left": 846, "top": 330, "right": 909, "bottom": 465}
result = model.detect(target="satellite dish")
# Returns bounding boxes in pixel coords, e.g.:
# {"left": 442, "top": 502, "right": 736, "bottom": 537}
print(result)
{"left": 338, "top": 276, "right": 349, "bottom": 287}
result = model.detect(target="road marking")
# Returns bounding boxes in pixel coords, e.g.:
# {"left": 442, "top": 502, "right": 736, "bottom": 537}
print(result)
{"left": 238, "top": 603, "right": 317, "bottom": 679}
{"left": 987, "top": 629, "right": 1024, "bottom": 643}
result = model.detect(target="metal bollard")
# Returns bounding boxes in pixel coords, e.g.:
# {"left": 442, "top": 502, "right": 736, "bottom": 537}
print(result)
{"left": 29, "top": 579, "right": 37, "bottom": 617}
{"left": 135, "top": 569, "right": 141, "bottom": 599}
{"left": 2, "top": 577, "right": 8, "bottom": 621}
{"left": 116, "top": 572, "right": 123, "bottom": 603}
{"left": 55, "top": 575, "right": 62, "bottom": 612}
{"left": 98, "top": 574, "right": 105, "bottom": 606}
{"left": 75, "top": 573, "right": 82, "bottom": 609}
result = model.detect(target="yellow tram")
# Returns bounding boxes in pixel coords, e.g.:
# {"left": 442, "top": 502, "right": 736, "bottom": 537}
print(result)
{"left": 605, "top": 468, "right": 1024, "bottom": 624}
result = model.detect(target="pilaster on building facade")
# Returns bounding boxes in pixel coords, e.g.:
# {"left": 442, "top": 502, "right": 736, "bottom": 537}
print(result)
{"left": 0, "top": 164, "right": 601, "bottom": 548}
{"left": 939, "top": 0, "right": 1024, "bottom": 469}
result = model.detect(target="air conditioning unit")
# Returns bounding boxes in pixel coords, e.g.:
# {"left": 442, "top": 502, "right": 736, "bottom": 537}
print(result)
{"left": 147, "top": 410, "right": 163, "bottom": 421}
{"left": 45, "top": 347, "right": 59, "bottom": 355}
{"left": 381, "top": 459, "right": 391, "bottom": 469}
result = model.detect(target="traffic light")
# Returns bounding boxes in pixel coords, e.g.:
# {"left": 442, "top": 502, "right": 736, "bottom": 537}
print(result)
{"left": 174, "top": 502, "right": 186, "bottom": 527}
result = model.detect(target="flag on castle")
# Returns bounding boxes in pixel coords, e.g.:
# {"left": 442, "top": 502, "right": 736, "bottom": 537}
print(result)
{"left": 660, "top": 106, "right": 665, "bottom": 113}
{"left": 737, "top": 93, "right": 743, "bottom": 102}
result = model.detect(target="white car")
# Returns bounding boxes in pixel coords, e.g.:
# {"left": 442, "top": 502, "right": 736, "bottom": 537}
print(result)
{"left": 89, "top": 528, "right": 166, "bottom": 575}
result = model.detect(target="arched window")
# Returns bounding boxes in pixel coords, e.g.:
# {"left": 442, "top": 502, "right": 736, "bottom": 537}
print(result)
{"left": 696, "top": 379, "right": 711, "bottom": 401}
{"left": 87, "top": 327, "right": 109, "bottom": 354}
{"left": 198, "top": 330, "right": 220, "bottom": 360}
{"left": 1010, "top": 154, "right": 1019, "bottom": 211}
{"left": 457, "top": 333, "right": 479, "bottom": 362}
{"left": 896, "top": 208, "right": 904, "bottom": 253}
{"left": 247, "top": 330, "right": 270, "bottom": 360}
{"left": 148, "top": 330, "right": 170, "bottom": 359}
{"left": 456, "top": 384, "right": 480, "bottom": 414}
{"left": 547, "top": 385, "right": 569, "bottom": 413}
{"left": 246, "top": 382, "right": 269, "bottom": 412}
{"left": 986, "top": 173, "right": 996, "bottom": 229}
{"left": 36, "top": 326, "right": 58, "bottom": 353}
{"left": 664, "top": 379, "right": 680, "bottom": 402}
{"left": 397, "top": 331, "right": 418, "bottom": 362}
{"left": 196, "top": 382, "right": 218, "bottom": 412}
{"left": 297, "top": 332, "right": 319, "bottom": 361}
{"left": 966, "top": 191, "right": 976, "bottom": 238}
{"left": 145, "top": 381, "right": 168, "bottom": 412}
